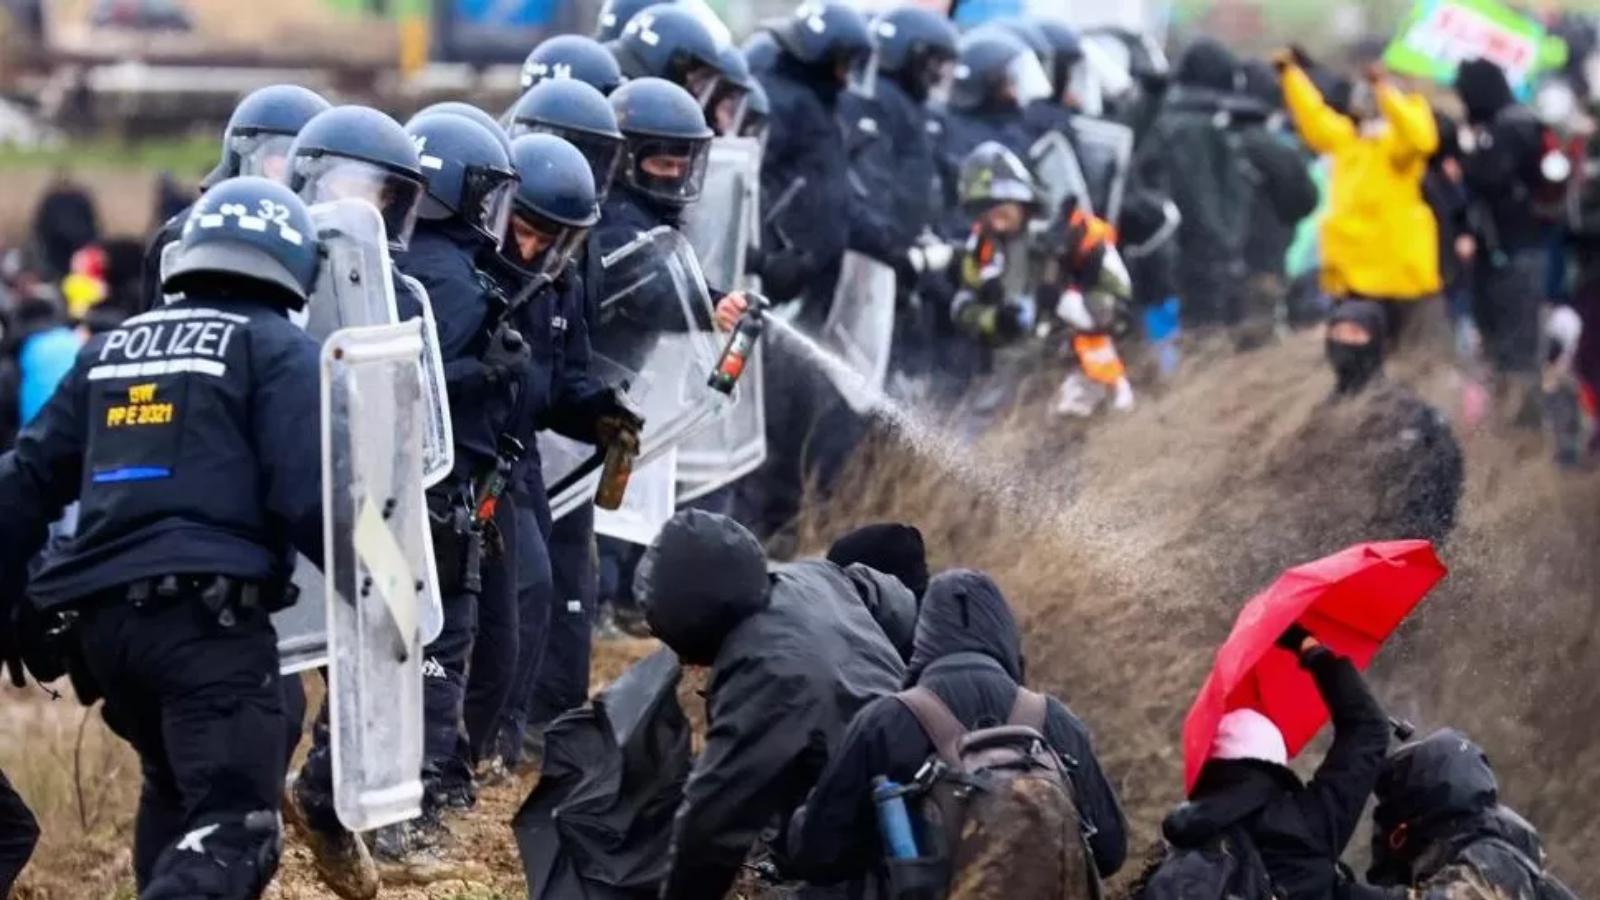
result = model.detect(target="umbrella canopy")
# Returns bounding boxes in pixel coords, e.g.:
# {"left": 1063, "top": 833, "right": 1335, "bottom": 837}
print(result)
{"left": 1183, "top": 541, "right": 1447, "bottom": 794}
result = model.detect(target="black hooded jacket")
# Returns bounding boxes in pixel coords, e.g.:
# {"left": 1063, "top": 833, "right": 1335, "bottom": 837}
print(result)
{"left": 1134, "top": 38, "right": 1250, "bottom": 325}
{"left": 786, "top": 569, "right": 1128, "bottom": 887}
{"left": 1455, "top": 59, "right": 1548, "bottom": 255}
{"left": 636, "top": 510, "right": 906, "bottom": 900}
{"left": 1162, "top": 648, "right": 1391, "bottom": 900}
{"left": 1368, "top": 729, "right": 1559, "bottom": 897}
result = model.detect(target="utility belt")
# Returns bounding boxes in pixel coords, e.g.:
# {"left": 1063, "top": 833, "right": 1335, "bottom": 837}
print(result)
{"left": 121, "top": 573, "right": 293, "bottom": 622}
{"left": 427, "top": 484, "right": 497, "bottom": 596}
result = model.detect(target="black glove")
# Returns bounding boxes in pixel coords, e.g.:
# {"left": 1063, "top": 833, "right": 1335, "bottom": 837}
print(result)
{"left": 1276, "top": 623, "right": 1314, "bottom": 655}
{"left": 482, "top": 322, "right": 533, "bottom": 388}
{"left": 995, "top": 302, "right": 1031, "bottom": 341}
{"left": 594, "top": 388, "right": 644, "bottom": 448}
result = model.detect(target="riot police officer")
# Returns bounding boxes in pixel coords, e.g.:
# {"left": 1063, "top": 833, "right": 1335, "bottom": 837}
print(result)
{"left": 520, "top": 33, "right": 625, "bottom": 95}
{"left": 0, "top": 176, "right": 326, "bottom": 900}
{"left": 1021, "top": 19, "right": 1090, "bottom": 143}
{"left": 592, "top": 0, "right": 658, "bottom": 42}
{"left": 935, "top": 29, "right": 1045, "bottom": 236}
{"left": 483, "top": 134, "right": 640, "bottom": 771}
{"left": 141, "top": 84, "right": 330, "bottom": 310}
{"left": 414, "top": 101, "right": 514, "bottom": 155}
{"left": 707, "top": 42, "right": 756, "bottom": 136}
{"left": 506, "top": 78, "right": 626, "bottom": 202}
{"left": 749, "top": 1, "right": 875, "bottom": 321}
{"left": 607, "top": 3, "right": 722, "bottom": 94}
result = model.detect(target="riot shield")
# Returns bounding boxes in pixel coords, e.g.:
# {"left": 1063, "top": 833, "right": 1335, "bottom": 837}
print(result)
{"left": 543, "top": 227, "right": 728, "bottom": 521}
{"left": 820, "top": 251, "right": 896, "bottom": 414}
{"left": 679, "top": 137, "right": 762, "bottom": 292}
{"left": 321, "top": 321, "right": 432, "bottom": 832}
{"left": 676, "top": 343, "right": 766, "bottom": 504}
{"left": 275, "top": 199, "right": 447, "bottom": 674}
{"left": 1070, "top": 117, "right": 1135, "bottom": 225}
{"left": 593, "top": 450, "right": 679, "bottom": 546}
{"left": 1031, "top": 131, "right": 1094, "bottom": 218}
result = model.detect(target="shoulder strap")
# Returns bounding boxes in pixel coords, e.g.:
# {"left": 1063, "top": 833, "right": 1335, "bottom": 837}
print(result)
{"left": 1007, "top": 688, "right": 1048, "bottom": 732}
{"left": 896, "top": 687, "right": 968, "bottom": 767}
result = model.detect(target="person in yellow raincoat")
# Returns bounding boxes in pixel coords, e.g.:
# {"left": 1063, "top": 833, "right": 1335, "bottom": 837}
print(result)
{"left": 1276, "top": 50, "right": 1443, "bottom": 348}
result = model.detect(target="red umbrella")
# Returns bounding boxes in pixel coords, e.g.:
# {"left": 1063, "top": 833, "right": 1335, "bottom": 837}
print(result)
{"left": 1182, "top": 541, "right": 1447, "bottom": 794}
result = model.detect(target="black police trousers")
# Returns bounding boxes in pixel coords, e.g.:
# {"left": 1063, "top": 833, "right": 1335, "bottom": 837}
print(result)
{"left": 486, "top": 499, "right": 554, "bottom": 766}
{"left": 527, "top": 501, "right": 596, "bottom": 730}
{"left": 458, "top": 498, "right": 520, "bottom": 770}
{"left": 0, "top": 768, "right": 39, "bottom": 896}
{"left": 77, "top": 593, "right": 286, "bottom": 899}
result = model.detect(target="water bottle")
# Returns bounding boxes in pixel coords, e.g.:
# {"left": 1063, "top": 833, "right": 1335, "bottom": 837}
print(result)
{"left": 872, "top": 777, "right": 919, "bottom": 860}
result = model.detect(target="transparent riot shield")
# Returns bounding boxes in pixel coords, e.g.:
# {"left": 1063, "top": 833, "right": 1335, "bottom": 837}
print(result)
{"left": 593, "top": 449, "right": 679, "bottom": 546}
{"left": 275, "top": 199, "right": 447, "bottom": 673}
{"left": 676, "top": 343, "right": 766, "bottom": 504}
{"left": 679, "top": 137, "right": 762, "bottom": 292}
{"left": 1031, "top": 131, "right": 1094, "bottom": 218}
{"left": 321, "top": 321, "right": 432, "bottom": 832}
{"left": 1070, "top": 117, "right": 1135, "bottom": 225}
{"left": 543, "top": 227, "right": 728, "bottom": 521}
{"left": 821, "top": 251, "right": 896, "bottom": 414}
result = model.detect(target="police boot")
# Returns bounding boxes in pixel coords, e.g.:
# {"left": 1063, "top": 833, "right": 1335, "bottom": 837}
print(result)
{"left": 284, "top": 777, "right": 379, "bottom": 900}
{"left": 371, "top": 808, "right": 488, "bottom": 885}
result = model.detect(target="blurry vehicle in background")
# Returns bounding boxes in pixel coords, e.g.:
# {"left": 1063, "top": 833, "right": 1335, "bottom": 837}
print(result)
{"left": 89, "top": 0, "right": 192, "bottom": 32}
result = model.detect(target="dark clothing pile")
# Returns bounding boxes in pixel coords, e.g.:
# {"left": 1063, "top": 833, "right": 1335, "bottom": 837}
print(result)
{"left": 0, "top": 769, "right": 38, "bottom": 897}
{"left": 1163, "top": 647, "right": 1390, "bottom": 900}
{"left": 636, "top": 510, "right": 906, "bottom": 900}
{"left": 787, "top": 569, "right": 1128, "bottom": 889}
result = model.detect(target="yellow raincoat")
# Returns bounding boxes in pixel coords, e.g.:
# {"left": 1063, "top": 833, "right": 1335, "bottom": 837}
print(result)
{"left": 1282, "top": 65, "right": 1441, "bottom": 301}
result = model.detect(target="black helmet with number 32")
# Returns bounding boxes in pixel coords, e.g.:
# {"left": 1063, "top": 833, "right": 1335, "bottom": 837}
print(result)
{"left": 164, "top": 176, "right": 320, "bottom": 309}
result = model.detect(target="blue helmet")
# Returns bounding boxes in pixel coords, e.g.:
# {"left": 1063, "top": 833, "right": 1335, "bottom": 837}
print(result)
{"left": 288, "top": 105, "right": 427, "bottom": 251}
{"left": 404, "top": 113, "right": 519, "bottom": 249}
{"left": 501, "top": 134, "right": 601, "bottom": 278}
{"left": 610, "top": 77, "right": 712, "bottom": 207}
{"left": 871, "top": 8, "right": 958, "bottom": 101}
{"left": 506, "top": 78, "right": 624, "bottom": 202}
{"left": 164, "top": 176, "right": 320, "bottom": 308}
{"left": 769, "top": 2, "right": 874, "bottom": 84}
{"left": 741, "top": 78, "right": 770, "bottom": 141}
{"left": 982, "top": 17, "right": 1056, "bottom": 88}
{"left": 211, "top": 84, "right": 331, "bottom": 186}
{"left": 950, "top": 29, "right": 1049, "bottom": 112}
{"left": 610, "top": 4, "right": 721, "bottom": 92}
{"left": 521, "top": 34, "right": 625, "bottom": 95}
{"left": 593, "top": 0, "right": 659, "bottom": 42}
{"left": 743, "top": 30, "right": 781, "bottom": 74}
{"left": 411, "top": 101, "right": 512, "bottom": 156}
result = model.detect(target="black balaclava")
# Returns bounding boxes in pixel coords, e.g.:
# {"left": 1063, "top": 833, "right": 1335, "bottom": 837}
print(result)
{"left": 1326, "top": 300, "right": 1388, "bottom": 395}
{"left": 827, "top": 523, "right": 930, "bottom": 598}
{"left": 1455, "top": 58, "right": 1515, "bottom": 127}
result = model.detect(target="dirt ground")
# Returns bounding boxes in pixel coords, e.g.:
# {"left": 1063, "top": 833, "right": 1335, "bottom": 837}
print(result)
{"left": 6, "top": 331, "right": 1599, "bottom": 898}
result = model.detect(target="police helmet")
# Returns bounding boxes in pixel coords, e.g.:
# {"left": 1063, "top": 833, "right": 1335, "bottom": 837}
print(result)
{"left": 871, "top": 7, "right": 958, "bottom": 101}
{"left": 521, "top": 34, "right": 626, "bottom": 95}
{"left": 501, "top": 134, "right": 601, "bottom": 278}
{"left": 404, "top": 113, "right": 519, "bottom": 250}
{"left": 958, "top": 141, "right": 1039, "bottom": 214}
{"left": 610, "top": 4, "right": 721, "bottom": 95}
{"left": 950, "top": 30, "right": 1050, "bottom": 112}
{"left": 412, "top": 101, "right": 512, "bottom": 156}
{"left": 743, "top": 29, "right": 781, "bottom": 74}
{"left": 507, "top": 79, "right": 624, "bottom": 202}
{"left": 164, "top": 176, "right": 320, "bottom": 309}
{"left": 741, "top": 79, "right": 771, "bottom": 142}
{"left": 706, "top": 43, "right": 755, "bottom": 136}
{"left": 593, "top": 0, "right": 659, "bottom": 42}
{"left": 610, "top": 77, "right": 713, "bottom": 207}
{"left": 1035, "top": 20, "right": 1085, "bottom": 93}
{"left": 981, "top": 18, "right": 1056, "bottom": 89}
{"left": 288, "top": 105, "right": 426, "bottom": 251}
{"left": 210, "top": 84, "right": 331, "bottom": 186}
{"left": 769, "top": 2, "right": 874, "bottom": 84}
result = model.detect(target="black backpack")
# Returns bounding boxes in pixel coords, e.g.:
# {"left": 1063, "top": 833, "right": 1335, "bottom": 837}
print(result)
{"left": 1139, "top": 827, "right": 1276, "bottom": 900}
{"left": 890, "top": 685, "right": 1099, "bottom": 900}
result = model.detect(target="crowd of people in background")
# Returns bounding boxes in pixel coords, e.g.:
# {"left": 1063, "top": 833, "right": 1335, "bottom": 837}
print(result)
{"left": 0, "top": 2, "right": 1595, "bottom": 900}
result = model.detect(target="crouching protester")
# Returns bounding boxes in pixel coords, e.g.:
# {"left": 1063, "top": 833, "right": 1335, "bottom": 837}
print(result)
{"left": 1368, "top": 729, "right": 1577, "bottom": 900}
{"left": 635, "top": 510, "right": 905, "bottom": 900}
{"left": 787, "top": 569, "right": 1128, "bottom": 899}
{"left": 1140, "top": 627, "right": 1392, "bottom": 900}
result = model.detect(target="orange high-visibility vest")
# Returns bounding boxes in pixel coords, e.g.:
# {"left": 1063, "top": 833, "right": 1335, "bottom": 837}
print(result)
{"left": 1073, "top": 333, "right": 1126, "bottom": 385}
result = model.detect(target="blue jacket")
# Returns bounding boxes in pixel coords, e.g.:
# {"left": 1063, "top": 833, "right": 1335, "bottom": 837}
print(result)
{"left": 841, "top": 76, "right": 943, "bottom": 265}
{"left": 0, "top": 293, "right": 323, "bottom": 610}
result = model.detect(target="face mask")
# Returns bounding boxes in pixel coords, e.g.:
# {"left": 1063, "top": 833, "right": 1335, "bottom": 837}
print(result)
{"left": 1327, "top": 340, "right": 1382, "bottom": 395}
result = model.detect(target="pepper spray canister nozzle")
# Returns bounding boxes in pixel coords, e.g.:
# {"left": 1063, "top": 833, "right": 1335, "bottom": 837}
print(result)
{"left": 708, "top": 294, "right": 770, "bottom": 395}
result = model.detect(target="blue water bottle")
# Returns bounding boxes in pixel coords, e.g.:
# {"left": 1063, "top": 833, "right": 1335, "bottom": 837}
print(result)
{"left": 873, "top": 776, "right": 920, "bottom": 860}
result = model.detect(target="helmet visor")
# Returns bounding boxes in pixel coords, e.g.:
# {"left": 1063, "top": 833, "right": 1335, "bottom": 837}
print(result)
{"left": 464, "top": 166, "right": 520, "bottom": 250}
{"left": 1066, "top": 58, "right": 1103, "bottom": 116}
{"left": 707, "top": 80, "right": 750, "bottom": 137}
{"left": 231, "top": 132, "right": 297, "bottom": 181}
{"left": 624, "top": 136, "right": 711, "bottom": 205}
{"left": 513, "top": 123, "right": 623, "bottom": 199}
{"left": 294, "top": 156, "right": 423, "bottom": 250}
{"left": 1008, "top": 51, "right": 1052, "bottom": 107}
{"left": 502, "top": 208, "right": 588, "bottom": 278}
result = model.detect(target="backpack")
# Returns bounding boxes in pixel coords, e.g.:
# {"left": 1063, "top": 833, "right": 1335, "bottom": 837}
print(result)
{"left": 1457, "top": 837, "right": 1582, "bottom": 900}
{"left": 1138, "top": 827, "right": 1276, "bottom": 900}
{"left": 892, "top": 686, "right": 1099, "bottom": 900}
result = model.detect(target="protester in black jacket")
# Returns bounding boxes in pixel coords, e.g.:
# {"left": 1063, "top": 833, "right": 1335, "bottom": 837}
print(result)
{"left": 0, "top": 769, "right": 38, "bottom": 897}
{"left": 30, "top": 171, "right": 99, "bottom": 280}
{"left": 1367, "top": 729, "right": 1569, "bottom": 899}
{"left": 636, "top": 510, "right": 905, "bottom": 900}
{"left": 1162, "top": 632, "right": 1391, "bottom": 900}
{"left": 1135, "top": 38, "right": 1250, "bottom": 329}
{"left": 786, "top": 569, "right": 1128, "bottom": 887}
{"left": 826, "top": 522, "right": 930, "bottom": 600}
